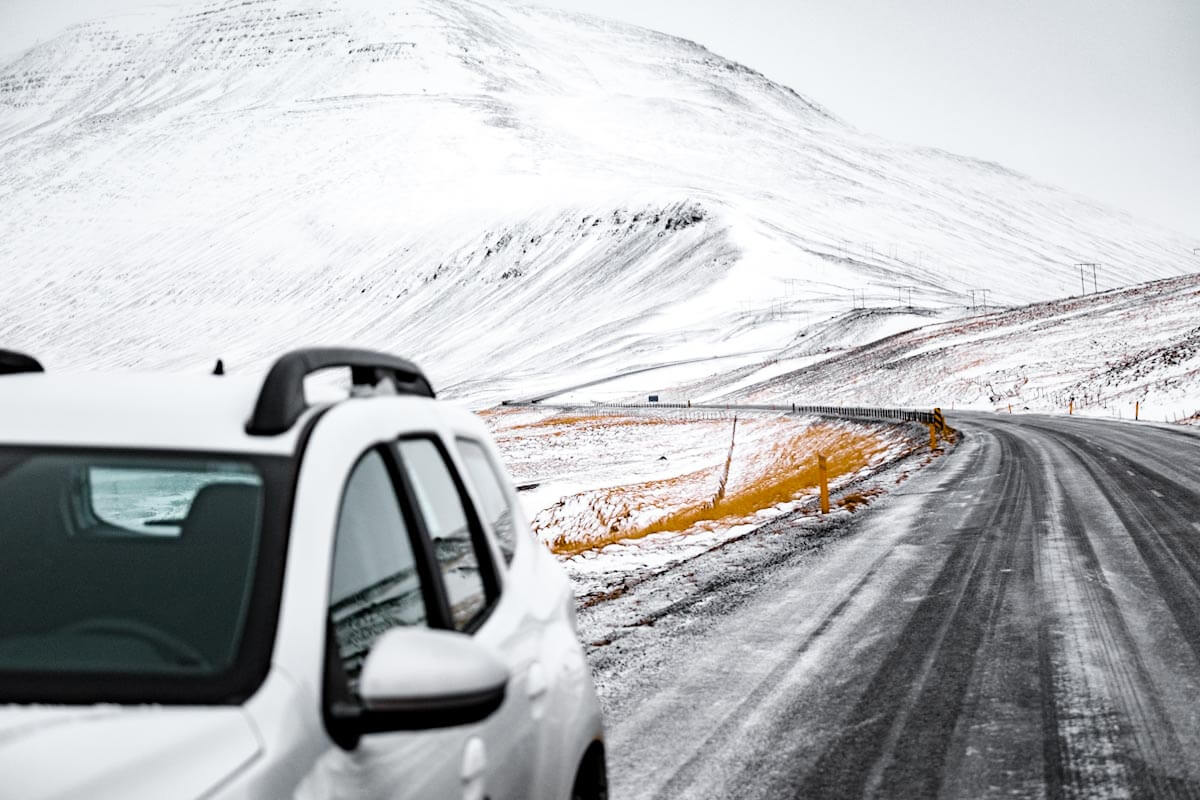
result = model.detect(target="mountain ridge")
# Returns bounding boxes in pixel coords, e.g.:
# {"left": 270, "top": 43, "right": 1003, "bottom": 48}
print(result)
{"left": 0, "top": 0, "right": 1194, "bottom": 402}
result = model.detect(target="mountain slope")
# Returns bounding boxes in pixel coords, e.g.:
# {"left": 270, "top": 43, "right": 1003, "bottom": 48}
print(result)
{"left": 724, "top": 273, "right": 1200, "bottom": 423}
{"left": 0, "top": 0, "right": 1194, "bottom": 399}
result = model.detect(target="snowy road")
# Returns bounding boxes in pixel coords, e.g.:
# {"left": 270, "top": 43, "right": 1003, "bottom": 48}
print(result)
{"left": 585, "top": 413, "right": 1200, "bottom": 798}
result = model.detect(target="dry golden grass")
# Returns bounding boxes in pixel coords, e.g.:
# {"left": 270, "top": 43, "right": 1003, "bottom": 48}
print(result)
{"left": 541, "top": 464, "right": 721, "bottom": 556}
{"left": 837, "top": 487, "right": 884, "bottom": 512}
{"left": 537, "top": 419, "right": 902, "bottom": 556}
{"left": 630, "top": 426, "right": 890, "bottom": 539}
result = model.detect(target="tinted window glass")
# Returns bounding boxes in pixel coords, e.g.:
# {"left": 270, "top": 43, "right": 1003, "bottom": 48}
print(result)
{"left": 0, "top": 452, "right": 264, "bottom": 675}
{"left": 396, "top": 439, "right": 488, "bottom": 630}
{"left": 89, "top": 463, "right": 260, "bottom": 536}
{"left": 329, "top": 450, "right": 425, "bottom": 691}
{"left": 456, "top": 438, "right": 518, "bottom": 563}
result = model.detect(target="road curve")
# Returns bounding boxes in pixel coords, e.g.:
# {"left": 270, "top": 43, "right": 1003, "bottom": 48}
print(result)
{"left": 594, "top": 412, "right": 1200, "bottom": 799}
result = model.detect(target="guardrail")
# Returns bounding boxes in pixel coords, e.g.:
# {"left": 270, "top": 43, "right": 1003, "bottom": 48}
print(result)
{"left": 502, "top": 399, "right": 939, "bottom": 426}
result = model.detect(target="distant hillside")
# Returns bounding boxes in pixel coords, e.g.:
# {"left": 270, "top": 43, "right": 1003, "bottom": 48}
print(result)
{"left": 726, "top": 273, "right": 1200, "bottom": 423}
{"left": 0, "top": 0, "right": 1194, "bottom": 400}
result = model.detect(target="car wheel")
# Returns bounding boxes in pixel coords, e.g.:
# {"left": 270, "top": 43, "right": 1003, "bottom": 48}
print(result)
{"left": 570, "top": 742, "right": 608, "bottom": 800}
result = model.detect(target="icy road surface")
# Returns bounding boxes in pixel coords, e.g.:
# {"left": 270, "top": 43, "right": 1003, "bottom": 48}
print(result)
{"left": 584, "top": 413, "right": 1200, "bottom": 798}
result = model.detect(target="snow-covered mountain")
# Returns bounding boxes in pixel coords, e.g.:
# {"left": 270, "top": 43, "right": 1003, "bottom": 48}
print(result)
{"left": 0, "top": 0, "right": 1194, "bottom": 401}
{"left": 713, "top": 273, "right": 1200, "bottom": 423}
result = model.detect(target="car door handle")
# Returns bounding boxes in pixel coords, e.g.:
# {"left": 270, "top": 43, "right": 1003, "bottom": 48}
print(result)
{"left": 462, "top": 737, "right": 487, "bottom": 800}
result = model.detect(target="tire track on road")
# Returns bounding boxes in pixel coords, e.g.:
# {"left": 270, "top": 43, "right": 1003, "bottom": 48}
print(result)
{"left": 1049, "top": 428, "right": 1200, "bottom": 668}
{"left": 597, "top": 413, "right": 1200, "bottom": 799}
{"left": 624, "top": 425, "right": 983, "bottom": 800}
{"left": 796, "top": 426, "right": 1031, "bottom": 798}
{"left": 1011, "top": 421, "right": 1200, "bottom": 797}
{"left": 651, "top": 548, "right": 894, "bottom": 798}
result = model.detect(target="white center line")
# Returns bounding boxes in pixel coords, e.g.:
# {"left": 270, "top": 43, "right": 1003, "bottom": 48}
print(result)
{"left": 1151, "top": 489, "right": 1164, "bottom": 498}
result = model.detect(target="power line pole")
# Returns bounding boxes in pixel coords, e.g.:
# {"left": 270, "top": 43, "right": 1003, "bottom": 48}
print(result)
{"left": 1075, "top": 263, "right": 1099, "bottom": 295}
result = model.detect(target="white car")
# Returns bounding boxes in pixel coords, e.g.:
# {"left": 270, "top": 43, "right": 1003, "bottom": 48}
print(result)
{"left": 0, "top": 347, "right": 606, "bottom": 800}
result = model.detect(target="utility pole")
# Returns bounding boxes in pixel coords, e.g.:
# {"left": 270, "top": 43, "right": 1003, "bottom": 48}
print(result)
{"left": 969, "top": 289, "right": 976, "bottom": 311}
{"left": 1075, "top": 263, "right": 1099, "bottom": 295}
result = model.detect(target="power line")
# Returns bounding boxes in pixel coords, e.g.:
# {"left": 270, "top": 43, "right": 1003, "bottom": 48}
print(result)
{"left": 968, "top": 288, "right": 990, "bottom": 312}
{"left": 1074, "top": 263, "right": 1099, "bottom": 295}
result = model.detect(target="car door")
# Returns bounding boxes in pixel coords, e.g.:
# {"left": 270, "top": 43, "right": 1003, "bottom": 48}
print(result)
{"left": 452, "top": 435, "right": 554, "bottom": 792}
{"left": 300, "top": 437, "right": 536, "bottom": 800}
{"left": 392, "top": 435, "right": 540, "bottom": 800}
{"left": 299, "top": 445, "right": 466, "bottom": 800}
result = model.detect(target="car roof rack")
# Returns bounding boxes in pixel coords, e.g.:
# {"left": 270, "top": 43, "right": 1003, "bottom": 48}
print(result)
{"left": 0, "top": 349, "right": 44, "bottom": 376}
{"left": 246, "top": 347, "right": 435, "bottom": 436}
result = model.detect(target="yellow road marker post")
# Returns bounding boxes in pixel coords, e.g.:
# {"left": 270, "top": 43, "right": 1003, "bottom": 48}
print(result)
{"left": 818, "top": 454, "right": 830, "bottom": 514}
{"left": 929, "top": 423, "right": 939, "bottom": 452}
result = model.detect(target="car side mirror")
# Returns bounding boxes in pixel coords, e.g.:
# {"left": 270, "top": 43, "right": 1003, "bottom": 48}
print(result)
{"left": 346, "top": 627, "right": 510, "bottom": 733}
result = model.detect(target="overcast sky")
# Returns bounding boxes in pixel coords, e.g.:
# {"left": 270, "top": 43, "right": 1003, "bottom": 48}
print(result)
{"left": 2, "top": 0, "right": 1197, "bottom": 238}
{"left": 542, "top": 0, "right": 1199, "bottom": 239}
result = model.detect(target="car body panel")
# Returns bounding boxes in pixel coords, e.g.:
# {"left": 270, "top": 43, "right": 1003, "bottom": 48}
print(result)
{"left": 0, "top": 705, "right": 260, "bottom": 800}
{"left": 0, "top": 373, "right": 605, "bottom": 799}
{"left": 0, "top": 374, "right": 306, "bottom": 455}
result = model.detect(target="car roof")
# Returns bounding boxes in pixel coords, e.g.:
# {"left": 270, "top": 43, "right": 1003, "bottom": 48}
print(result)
{"left": 0, "top": 372, "right": 312, "bottom": 455}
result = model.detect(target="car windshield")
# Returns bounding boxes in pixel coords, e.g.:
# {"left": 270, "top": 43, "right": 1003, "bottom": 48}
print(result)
{"left": 0, "top": 447, "right": 291, "bottom": 703}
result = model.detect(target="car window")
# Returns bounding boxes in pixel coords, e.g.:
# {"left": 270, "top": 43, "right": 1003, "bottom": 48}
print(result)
{"left": 89, "top": 463, "right": 260, "bottom": 536}
{"left": 395, "top": 438, "right": 491, "bottom": 631}
{"left": 329, "top": 450, "right": 426, "bottom": 692}
{"left": 456, "top": 437, "right": 518, "bottom": 563}
{"left": 0, "top": 449, "right": 270, "bottom": 682}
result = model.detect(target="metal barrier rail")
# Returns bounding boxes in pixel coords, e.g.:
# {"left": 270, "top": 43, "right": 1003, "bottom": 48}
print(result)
{"left": 503, "top": 399, "right": 938, "bottom": 426}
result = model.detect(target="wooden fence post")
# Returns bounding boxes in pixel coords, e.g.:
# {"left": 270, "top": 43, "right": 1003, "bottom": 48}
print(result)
{"left": 818, "top": 454, "right": 830, "bottom": 514}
